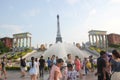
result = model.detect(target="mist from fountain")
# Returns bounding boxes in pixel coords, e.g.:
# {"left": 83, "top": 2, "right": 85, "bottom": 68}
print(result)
{"left": 43, "top": 42, "right": 84, "bottom": 60}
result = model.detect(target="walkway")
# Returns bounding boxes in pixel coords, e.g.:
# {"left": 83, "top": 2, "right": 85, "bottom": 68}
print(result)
{"left": 1, "top": 70, "right": 97, "bottom": 80}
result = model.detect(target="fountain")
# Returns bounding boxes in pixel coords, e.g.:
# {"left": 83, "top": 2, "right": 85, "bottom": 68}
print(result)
{"left": 43, "top": 42, "right": 84, "bottom": 60}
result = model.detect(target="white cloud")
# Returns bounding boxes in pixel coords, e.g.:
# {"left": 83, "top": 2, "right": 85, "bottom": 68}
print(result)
{"left": 89, "top": 9, "right": 97, "bottom": 16}
{"left": 110, "top": 0, "right": 120, "bottom": 4}
{"left": 23, "top": 8, "right": 40, "bottom": 17}
{"left": 66, "top": 0, "right": 79, "bottom": 5}
{"left": 0, "top": 24, "right": 23, "bottom": 37}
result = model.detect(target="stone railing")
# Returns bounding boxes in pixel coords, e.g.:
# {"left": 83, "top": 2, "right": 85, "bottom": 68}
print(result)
{"left": 84, "top": 44, "right": 100, "bottom": 57}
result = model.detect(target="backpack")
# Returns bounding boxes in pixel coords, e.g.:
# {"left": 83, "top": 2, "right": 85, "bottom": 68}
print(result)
{"left": 21, "top": 60, "right": 26, "bottom": 67}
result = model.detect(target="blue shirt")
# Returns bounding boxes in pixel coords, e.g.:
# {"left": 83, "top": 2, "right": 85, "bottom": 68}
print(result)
{"left": 47, "top": 59, "right": 52, "bottom": 66}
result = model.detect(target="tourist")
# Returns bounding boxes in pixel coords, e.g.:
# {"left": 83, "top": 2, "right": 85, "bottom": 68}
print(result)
{"left": 103, "top": 53, "right": 111, "bottom": 78}
{"left": 51, "top": 55, "right": 56, "bottom": 65}
{"left": 89, "top": 55, "right": 94, "bottom": 72}
{"left": 47, "top": 57, "right": 52, "bottom": 72}
{"left": 67, "top": 64, "right": 79, "bottom": 80}
{"left": 74, "top": 56, "right": 82, "bottom": 78}
{"left": 95, "top": 51, "right": 110, "bottom": 80}
{"left": 66, "top": 54, "right": 74, "bottom": 65}
{"left": 35, "top": 58, "right": 39, "bottom": 79}
{"left": 1, "top": 57, "right": 7, "bottom": 80}
{"left": 24, "top": 58, "right": 27, "bottom": 71}
{"left": 56, "top": 56, "right": 59, "bottom": 61}
{"left": 29, "top": 57, "right": 37, "bottom": 80}
{"left": 39, "top": 56, "right": 45, "bottom": 77}
{"left": 74, "top": 56, "right": 81, "bottom": 71}
{"left": 20, "top": 56, "right": 26, "bottom": 77}
{"left": 49, "top": 58, "right": 64, "bottom": 80}
{"left": 61, "top": 63, "right": 67, "bottom": 80}
{"left": 110, "top": 50, "right": 120, "bottom": 80}
{"left": 83, "top": 57, "right": 89, "bottom": 75}
{"left": 86, "top": 59, "right": 92, "bottom": 71}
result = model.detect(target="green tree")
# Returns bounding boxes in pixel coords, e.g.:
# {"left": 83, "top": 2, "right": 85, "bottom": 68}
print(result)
{"left": 0, "top": 41, "right": 9, "bottom": 54}
{"left": 0, "top": 41, "right": 5, "bottom": 48}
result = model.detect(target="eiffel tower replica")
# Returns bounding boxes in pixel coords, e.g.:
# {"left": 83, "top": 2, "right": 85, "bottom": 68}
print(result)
{"left": 56, "top": 14, "right": 62, "bottom": 43}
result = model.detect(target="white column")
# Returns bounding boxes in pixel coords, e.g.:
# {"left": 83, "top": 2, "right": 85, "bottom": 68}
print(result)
{"left": 19, "top": 38, "right": 21, "bottom": 48}
{"left": 95, "top": 35, "right": 98, "bottom": 47}
{"left": 22, "top": 38, "right": 24, "bottom": 47}
{"left": 17, "top": 38, "right": 19, "bottom": 48}
{"left": 89, "top": 35, "right": 91, "bottom": 45}
{"left": 26, "top": 37, "right": 28, "bottom": 48}
{"left": 98, "top": 35, "right": 101, "bottom": 48}
{"left": 16, "top": 38, "right": 18, "bottom": 48}
{"left": 30, "top": 37, "right": 31, "bottom": 48}
{"left": 102, "top": 35, "right": 104, "bottom": 48}
{"left": 92, "top": 35, "right": 94, "bottom": 45}
{"left": 100, "top": 35, "right": 103, "bottom": 48}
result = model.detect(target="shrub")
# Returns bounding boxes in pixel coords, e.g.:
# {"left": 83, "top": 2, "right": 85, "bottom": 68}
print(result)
{"left": 89, "top": 46, "right": 102, "bottom": 53}
{"left": 89, "top": 47, "right": 95, "bottom": 50}
{"left": 6, "top": 66, "right": 20, "bottom": 70}
{"left": 6, "top": 66, "right": 30, "bottom": 71}
{"left": 109, "top": 44, "right": 120, "bottom": 48}
{"left": 13, "top": 55, "right": 19, "bottom": 59}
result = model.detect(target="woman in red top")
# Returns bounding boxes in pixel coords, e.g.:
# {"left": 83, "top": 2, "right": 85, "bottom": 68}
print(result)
{"left": 74, "top": 56, "right": 83, "bottom": 79}
{"left": 74, "top": 56, "right": 81, "bottom": 71}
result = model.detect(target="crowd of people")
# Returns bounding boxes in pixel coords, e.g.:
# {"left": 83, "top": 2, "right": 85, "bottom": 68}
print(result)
{"left": 20, "top": 53, "right": 97, "bottom": 80}
{"left": 0, "top": 49, "right": 120, "bottom": 80}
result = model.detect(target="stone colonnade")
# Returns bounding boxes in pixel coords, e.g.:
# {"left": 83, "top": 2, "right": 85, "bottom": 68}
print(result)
{"left": 14, "top": 37, "right": 31, "bottom": 48}
{"left": 88, "top": 30, "right": 107, "bottom": 48}
{"left": 13, "top": 32, "right": 32, "bottom": 49}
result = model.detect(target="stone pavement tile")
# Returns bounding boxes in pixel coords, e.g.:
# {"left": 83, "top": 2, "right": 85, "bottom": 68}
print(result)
{"left": 2, "top": 70, "right": 97, "bottom": 80}
{"left": 4, "top": 71, "right": 49, "bottom": 80}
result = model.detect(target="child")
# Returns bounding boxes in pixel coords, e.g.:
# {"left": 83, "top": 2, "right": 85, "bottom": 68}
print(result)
{"left": 62, "top": 63, "right": 68, "bottom": 80}
{"left": 67, "top": 64, "right": 79, "bottom": 80}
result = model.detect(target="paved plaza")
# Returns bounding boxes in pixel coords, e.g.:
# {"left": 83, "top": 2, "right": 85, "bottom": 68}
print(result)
{"left": 1, "top": 70, "right": 97, "bottom": 80}
{"left": 1, "top": 50, "right": 98, "bottom": 80}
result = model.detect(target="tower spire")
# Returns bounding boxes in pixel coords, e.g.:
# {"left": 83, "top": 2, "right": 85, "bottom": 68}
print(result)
{"left": 56, "top": 14, "right": 62, "bottom": 43}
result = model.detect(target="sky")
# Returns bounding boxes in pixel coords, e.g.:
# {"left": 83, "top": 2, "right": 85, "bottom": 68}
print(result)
{"left": 0, "top": 0, "right": 120, "bottom": 47}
